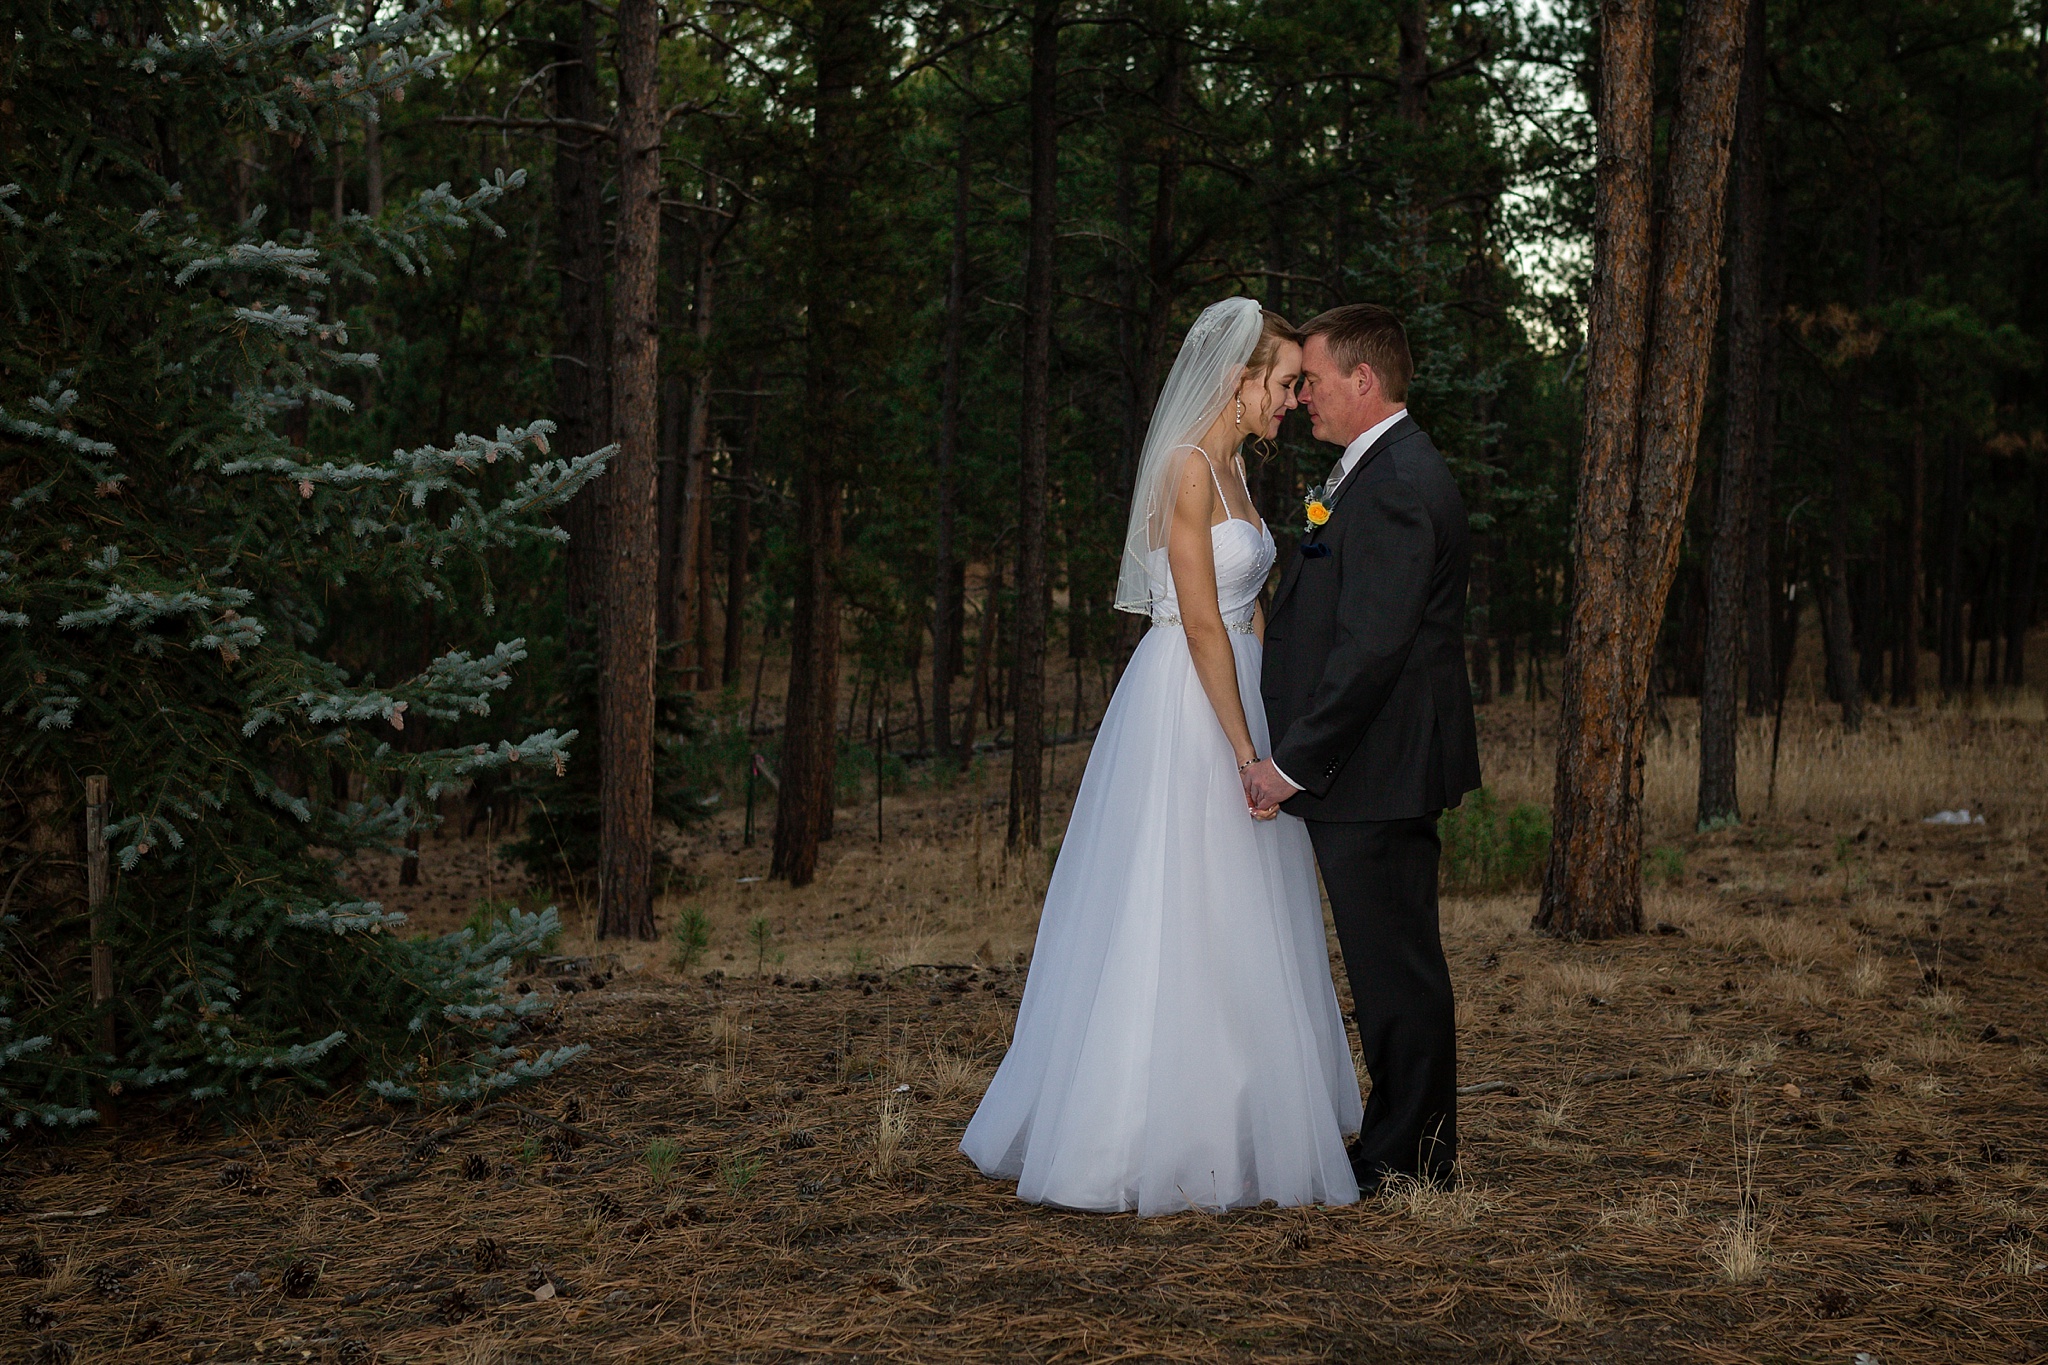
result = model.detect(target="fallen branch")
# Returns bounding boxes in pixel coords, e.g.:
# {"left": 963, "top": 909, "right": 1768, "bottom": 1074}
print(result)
{"left": 26, "top": 1206, "right": 109, "bottom": 1221}
{"left": 1456, "top": 1081, "right": 1520, "bottom": 1097}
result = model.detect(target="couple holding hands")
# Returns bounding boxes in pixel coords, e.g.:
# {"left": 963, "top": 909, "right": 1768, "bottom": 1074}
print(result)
{"left": 962, "top": 298, "right": 1481, "bottom": 1215}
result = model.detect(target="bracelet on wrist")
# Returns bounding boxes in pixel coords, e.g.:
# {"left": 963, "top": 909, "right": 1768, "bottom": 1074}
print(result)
{"left": 1238, "top": 757, "right": 1257, "bottom": 772}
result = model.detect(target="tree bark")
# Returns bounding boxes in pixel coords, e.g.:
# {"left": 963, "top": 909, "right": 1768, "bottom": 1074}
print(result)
{"left": 1136, "top": 33, "right": 1185, "bottom": 428}
{"left": 693, "top": 468, "right": 715, "bottom": 688}
{"left": 658, "top": 240, "right": 716, "bottom": 667}
{"left": 774, "top": 0, "right": 878, "bottom": 885}
{"left": 1539, "top": 0, "right": 1749, "bottom": 940}
{"left": 1468, "top": 523, "right": 1494, "bottom": 704}
{"left": 721, "top": 370, "right": 762, "bottom": 688}
{"left": 1008, "top": 0, "right": 1059, "bottom": 852}
{"left": 1894, "top": 393, "right": 1925, "bottom": 703}
{"left": 2009, "top": 494, "right": 2042, "bottom": 685}
{"left": 595, "top": 0, "right": 661, "bottom": 941}
{"left": 550, "top": 1, "right": 609, "bottom": 637}
{"left": 933, "top": 116, "right": 971, "bottom": 768}
{"left": 958, "top": 559, "right": 1003, "bottom": 762}
{"left": 1938, "top": 433, "right": 1965, "bottom": 694}
{"left": 1698, "top": 0, "right": 1767, "bottom": 828}
{"left": 1397, "top": 0, "right": 1430, "bottom": 129}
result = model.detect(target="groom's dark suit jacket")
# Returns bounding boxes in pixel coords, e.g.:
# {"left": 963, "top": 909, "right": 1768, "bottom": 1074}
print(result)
{"left": 1262, "top": 414, "right": 1482, "bottom": 821}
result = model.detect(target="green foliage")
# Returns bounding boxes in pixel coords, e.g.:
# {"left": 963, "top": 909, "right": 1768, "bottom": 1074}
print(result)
{"left": 463, "top": 896, "right": 562, "bottom": 967}
{"left": 1645, "top": 847, "right": 1686, "bottom": 887}
{"left": 1440, "top": 789, "right": 1551, "bottom": 894}
{"left": 643, "top": 1136, "right": 681, "bottom": 1190}
{"left": 503, "top": 645, "right": 708, "bottom": 888}
{"left": 716, "top": 1152, "right": 761, "bottom": 1195}
{"left": 0, "top": 2, "right": 609, "bottom": 1134}
{"left": 669, "top": 905, "right": 712, "bottom": 975}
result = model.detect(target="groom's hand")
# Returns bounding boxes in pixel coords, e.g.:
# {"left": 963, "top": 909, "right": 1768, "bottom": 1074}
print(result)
{"left": 1241, "top": 758, "right": 1301, "bottom": 817}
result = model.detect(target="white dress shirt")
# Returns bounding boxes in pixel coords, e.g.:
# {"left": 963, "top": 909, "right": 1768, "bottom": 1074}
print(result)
{"left": 1268, "top": 407, "right": 1407, "bottom": 795}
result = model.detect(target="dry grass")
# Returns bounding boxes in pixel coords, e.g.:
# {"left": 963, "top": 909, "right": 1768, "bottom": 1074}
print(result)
{"left": 869, "top": 1091, "right": 912, "bottom": 1177}
{"left": 1521, "top": 960, "right": 1622, "bottom": 1013}
{"left": 1597, "top": 1185, "right": 1692, "bottom": 1229}
{"left": 1709, "top": 1104, "right": 1773, "bottom": 1285}
{"left": 1376, "top": 1167, "right": 1495, "bottom": 1229}
{"left": 1847, "top": 951, "right": 1889, "bottom": 998}
{"left": 1539, "top": 1268, "right": 1595, "bottom": 1325}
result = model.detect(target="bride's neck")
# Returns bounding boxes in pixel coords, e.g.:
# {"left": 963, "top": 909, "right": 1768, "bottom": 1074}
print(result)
{"left": 1196, "top": 410, "right": 1243, "bottom": 469}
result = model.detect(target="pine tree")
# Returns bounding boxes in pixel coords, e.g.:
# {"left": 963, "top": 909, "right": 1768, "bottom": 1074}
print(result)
{"left": 0, "top": 1, "right": 608, "bottom": 1134}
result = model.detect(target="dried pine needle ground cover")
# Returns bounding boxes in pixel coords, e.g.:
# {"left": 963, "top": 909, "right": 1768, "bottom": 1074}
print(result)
{"left": 8, "top": 702, "right": 2048, "bottom": 1363}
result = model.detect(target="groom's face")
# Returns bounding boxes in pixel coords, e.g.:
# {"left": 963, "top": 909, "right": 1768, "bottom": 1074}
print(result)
{"left": 1298, "top": 335, "right": 1373, "bottom": 446}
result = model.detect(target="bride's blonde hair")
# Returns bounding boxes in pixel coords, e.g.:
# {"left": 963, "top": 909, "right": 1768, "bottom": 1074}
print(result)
{"left": 1246, "top": 309, "right": 1303, "bottom": 380}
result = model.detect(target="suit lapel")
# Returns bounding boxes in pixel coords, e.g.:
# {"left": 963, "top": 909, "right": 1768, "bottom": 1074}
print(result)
{"left": 1271, "top": 414, "right": 1417, "bottom": 619}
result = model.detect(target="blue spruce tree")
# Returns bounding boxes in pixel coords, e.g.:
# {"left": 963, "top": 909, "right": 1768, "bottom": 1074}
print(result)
{"left": 0, "top": 1, "right": 612, "bottom": 1135}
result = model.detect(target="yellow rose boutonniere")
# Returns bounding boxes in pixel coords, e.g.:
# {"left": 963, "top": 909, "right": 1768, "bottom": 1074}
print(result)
{"left": 1302, "top": 492, "right": 1331, "bottom": 534}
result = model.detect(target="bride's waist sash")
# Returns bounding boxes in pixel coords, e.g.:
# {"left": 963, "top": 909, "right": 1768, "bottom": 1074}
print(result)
{"left": 1150, "top": 605, "right": 1255, "bottom": 634}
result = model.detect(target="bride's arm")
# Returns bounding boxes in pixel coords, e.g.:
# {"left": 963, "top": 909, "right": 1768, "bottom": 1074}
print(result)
{"left": 1166, "top": 456, "right": 1259, "bottom": 771}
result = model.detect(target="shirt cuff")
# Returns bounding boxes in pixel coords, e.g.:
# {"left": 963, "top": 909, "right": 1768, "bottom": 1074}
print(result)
{"left": 1269, "top": 761, "right": 1304, "bottom": 793}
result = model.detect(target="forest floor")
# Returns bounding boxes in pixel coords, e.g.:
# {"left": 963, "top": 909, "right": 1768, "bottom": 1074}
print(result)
{"left": 7, "top": 698, "right": 2048, "bottom": 1363}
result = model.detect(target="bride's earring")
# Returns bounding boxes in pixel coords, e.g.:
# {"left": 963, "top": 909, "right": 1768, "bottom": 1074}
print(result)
{"left": 1235, "top": 396, "right": 1244, "bottom": 429}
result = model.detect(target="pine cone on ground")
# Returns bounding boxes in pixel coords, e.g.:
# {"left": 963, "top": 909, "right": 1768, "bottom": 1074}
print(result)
{"left": 14, "top": 1245, "right": 51, "bottom": 1277}
{"left": 459, "top": 1153, "right": 490, "bottom": 1182}
{"left": 472, "top": 1237, "right": 507, "bottom": 1273}
{"left": 335, "top": 1339, "right": 375, "bottom": 1365}
{"left": 315, "top": 1175, "right": 350, "bottom": 1198}
{"left": 560, "top": 1095, "right": 585, "bottom": 1123}
{"left": 20, "top": 1303, "right": 55, "bottom": 1330}
{"left": 88, "top": 1264, "right": 127, "bottom": 1298}
{"left": 217, "top": 1161, "right": 252, "bottom": 1188}
{"left": 280, "top": 1260, "right": 318, "bottom": 1298}
{"left": 592, "top": 1192, "right": 623, "bottom": 1221}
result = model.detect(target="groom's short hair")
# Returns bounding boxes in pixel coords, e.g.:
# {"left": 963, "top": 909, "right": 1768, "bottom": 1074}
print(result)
{"left": 1302, "top": 304, "right": 1412, "bottom": 402}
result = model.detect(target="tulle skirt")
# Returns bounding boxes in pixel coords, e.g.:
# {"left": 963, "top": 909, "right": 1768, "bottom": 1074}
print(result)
{"left": 959, "top": 623, "right": 1362, "bottom": 1214}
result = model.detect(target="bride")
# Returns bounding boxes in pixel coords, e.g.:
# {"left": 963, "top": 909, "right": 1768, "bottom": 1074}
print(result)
{"left": 960, "top": 297, "right": 1362, "bottom": 1214}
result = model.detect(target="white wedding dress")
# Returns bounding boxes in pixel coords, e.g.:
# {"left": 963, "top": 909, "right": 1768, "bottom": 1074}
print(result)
{"left": 960, "top": 483, "right": 1363, "bottom": 1215}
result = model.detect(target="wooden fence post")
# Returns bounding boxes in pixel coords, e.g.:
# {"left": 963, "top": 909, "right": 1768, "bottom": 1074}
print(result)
{"left": 85, "top": 775, "right": 114, "bottom": 1056}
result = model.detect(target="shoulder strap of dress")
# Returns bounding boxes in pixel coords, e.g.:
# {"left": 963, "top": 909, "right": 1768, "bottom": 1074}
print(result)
{"left": 1204, "top": 458, "right": 1230, "bottom": 513}
{"left": 1164, "top": 443, "right": 1234, "bottom": 520}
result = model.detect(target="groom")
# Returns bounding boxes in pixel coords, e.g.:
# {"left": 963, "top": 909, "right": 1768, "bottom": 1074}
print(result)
{"left": 1242, "top": 304, "right": 1481, "bottom": 1193}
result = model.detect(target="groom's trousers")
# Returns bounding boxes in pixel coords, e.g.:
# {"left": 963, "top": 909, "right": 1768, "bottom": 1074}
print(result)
{"left": 1305, "top": 813, "right": 1457, "bottom": 1183}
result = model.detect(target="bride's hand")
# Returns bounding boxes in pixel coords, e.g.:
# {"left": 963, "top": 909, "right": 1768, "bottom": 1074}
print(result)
{"left": 1238, "top": 755, "right": 1279, "bottom": 820}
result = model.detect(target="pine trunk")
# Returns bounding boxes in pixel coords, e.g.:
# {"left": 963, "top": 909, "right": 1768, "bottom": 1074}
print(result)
{"left": 551, "top": 1, "right": 609, "bottom": 635}
{"left": 933, "top": 118, "right": 971, "bottom": 768}
{"left": 1468, "top": 524, "right": 1494, "bottom": 703}
{"left": 1895, "top": 400, "right": 1926, "bottom": 703}
{"left": 1539, "top": 0, "right": 1750, "bottom": 939}
{"left": 1938, "top": 434, "right": 1966, "bottom": 694}
{"left": 1698, "top": 0, "right": 1768, "bottom": 828}
{"left": 774, "top": 0, "right": 873, "bottom": 885}
{"left": 722, "top": 372, "right": 762, "bottom": 688}
{"left": 2010, "top": 505, "right": 2042, "bottom": 685}
{"left": 1008, "top": 0, "right": 1059, "bottom": 852}
{"left": 595, "top": 0, "right": 661, "bottom": 940}
{"left": 1397, "top": 0, "right": 1430, "bottom": 129}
